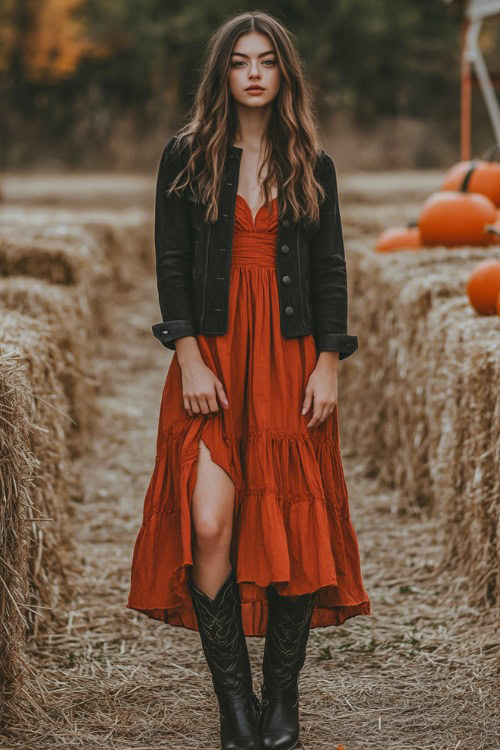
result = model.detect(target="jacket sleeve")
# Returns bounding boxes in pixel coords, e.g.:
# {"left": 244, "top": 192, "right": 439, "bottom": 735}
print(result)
{"left": 151, "top": 136, "right": 197, "bottom": 351}
{"left": 309, "top": 152, "right": 358, "bottom": 360}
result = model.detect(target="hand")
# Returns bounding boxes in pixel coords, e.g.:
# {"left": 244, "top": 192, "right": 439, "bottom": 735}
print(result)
{"left": 180, "top": 358, "right": 229, "bottom": 417}
{"left": 302, "top": 351, "right": 339, "bottom": 429}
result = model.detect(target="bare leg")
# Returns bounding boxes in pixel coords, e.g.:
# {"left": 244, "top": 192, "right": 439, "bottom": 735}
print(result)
{"left": 191, "top": 438, "right": 236, "bottom": 599}
{"left": 189, "top": 451, "right": 261, "bottom": 748}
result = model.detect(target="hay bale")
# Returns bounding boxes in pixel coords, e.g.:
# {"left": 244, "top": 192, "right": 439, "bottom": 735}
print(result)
{"left": 341, "top": 201, "right": 423, "bottom": 239}
{"left": 0, "top": 277, "right": 98, "bottom": 449}
{"left": 0, "top": 206, "right": 152, "bottom": 725}
{"left": 0, "top": 220, "right": 114, "bottom": 330}
{"left": 0, "top": 222, "right": 108, "bottom": 284}
{"left": 0, "top": 205, "right": 151, "bottom": 722}
{"left": 0, "top": 206, "right": 152, "bottom": 289}
{"left": 340, "top": 240, "right": 500, "bottom": 604}
{"left": 426, "top": 298, "right": 499, "bottom": 606}
{"left": 0, "top": 349, "right": 37, "bottom": 725}
{"left": 0, "top": 206, "right": 152, "bottom": 444}
{"left": 0, "top": 309, "right": 81, "bottom": 639}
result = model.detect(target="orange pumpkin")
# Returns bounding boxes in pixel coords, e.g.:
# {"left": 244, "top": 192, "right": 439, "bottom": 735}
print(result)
{"left": 441, "top": 146, "right": 500, "bottom": 207}
{"left": 375, "top": 223, "right": 421, "bottom": 252}
{"left": 419, "top": 166, "right": 497, "bottom": 247}
{"left": 466, "top": 258, "right": 500, "bottom": 315}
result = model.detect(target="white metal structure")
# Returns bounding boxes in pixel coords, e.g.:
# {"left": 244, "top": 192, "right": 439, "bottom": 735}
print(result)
{"left": 464, "top": 0, "right": 500, "bottom": 20}
{"left": 463, "top": 0, "right": 500, "bottom": 145}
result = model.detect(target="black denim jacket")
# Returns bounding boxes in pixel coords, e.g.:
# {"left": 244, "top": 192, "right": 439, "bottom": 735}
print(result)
{"left": 151, "top": 135, "right": 358, "bottom": 360}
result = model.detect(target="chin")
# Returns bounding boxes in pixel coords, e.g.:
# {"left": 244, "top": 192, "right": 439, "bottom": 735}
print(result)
{"left": 237, "top": 94, "right": 272, "bottom": 106}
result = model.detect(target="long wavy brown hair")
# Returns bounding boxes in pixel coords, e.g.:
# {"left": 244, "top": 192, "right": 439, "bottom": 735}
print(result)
{"left": 166, "top": 10, "right": 327, "bottom": 227}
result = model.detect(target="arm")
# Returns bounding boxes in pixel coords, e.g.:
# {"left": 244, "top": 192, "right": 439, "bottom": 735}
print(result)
{"left": 150, "top": 139, "right": 229, "bottom": 416}
{"left": 151, "top": 136, "right": 197, "bottom": 351}
{"left": 309, "top": 152, "right": 358, "bottom": 360}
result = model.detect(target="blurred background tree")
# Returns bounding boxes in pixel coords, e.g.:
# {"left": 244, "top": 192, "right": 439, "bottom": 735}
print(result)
{"left": 0, "top": 0, "right": 498, "bottom": 169}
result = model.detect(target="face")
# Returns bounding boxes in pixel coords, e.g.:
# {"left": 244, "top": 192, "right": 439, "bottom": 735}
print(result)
{"left": 228, "top": 31, "right": 281, "bottom": 107}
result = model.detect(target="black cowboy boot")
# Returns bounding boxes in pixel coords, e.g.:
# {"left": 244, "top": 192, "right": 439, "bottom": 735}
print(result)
{"left": 189, "top": 567, "right": 262, "bottom": 750}
{"left": 259, "top": 587, "right": 317, "bottom": 750}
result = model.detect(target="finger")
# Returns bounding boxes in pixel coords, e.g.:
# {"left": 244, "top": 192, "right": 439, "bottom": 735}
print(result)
{"left": 190, "top": 396, "right": 202, "bottom": 416}
{"left": 307, "top": 401, "right": 325, "bottom": 429}
{"left": 198, "top": 396, "right": 212, "bottom": 415}
{"left": 207, "top": 393, "right": 220, "bottom": 414}
{"left": 215, "top": 380, "right": 229, "bottom": 408}
{"left": 306, "top": 405, "right": 319, "bottom": 429}
{"left": 318, "top": 403, "right": 331, "bottom": 425}
{"left": 302, "top": 389, "right": 312, "bottom": 415}
{"left": 184, "top": 396, "right": 194, "bottom": 417}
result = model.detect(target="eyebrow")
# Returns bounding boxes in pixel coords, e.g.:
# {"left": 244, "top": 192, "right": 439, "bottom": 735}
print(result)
{"left": 230, "top": 50, "right": 276, "bottom": 58}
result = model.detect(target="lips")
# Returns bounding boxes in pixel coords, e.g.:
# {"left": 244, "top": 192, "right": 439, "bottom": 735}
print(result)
{"left": 246, "top": 86, "right": 264, "bottom": 91}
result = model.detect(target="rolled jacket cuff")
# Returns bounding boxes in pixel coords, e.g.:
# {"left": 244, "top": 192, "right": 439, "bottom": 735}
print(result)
{"left": 314, "top": 332, "right": 359, "bottom": 360}
{"left": 152, "top": 319, "right": 197, "bottom": 351}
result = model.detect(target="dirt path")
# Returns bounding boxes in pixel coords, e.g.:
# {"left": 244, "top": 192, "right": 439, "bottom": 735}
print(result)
{"left": 7, "top": 175, "right": 499, "bottom": 749}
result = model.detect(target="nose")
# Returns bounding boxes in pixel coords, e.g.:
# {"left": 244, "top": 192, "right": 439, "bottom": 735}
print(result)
{"left": 248, "top": 61, "right": 261, "bottom": 78}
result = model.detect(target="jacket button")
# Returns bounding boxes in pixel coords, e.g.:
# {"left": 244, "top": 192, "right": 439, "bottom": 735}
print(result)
{"left": 285, "top": 306, "right": 294, "bottom": 316}
{"left": 162, "top": 329, "right": 168, "bottom": 334}
{"left": 282, "top": 219, "right": 290, "bottom": 228}
{"left": 282, "top": 275, "right": 291, "bottom": 285}
{"left": 280, "top": 244, "right": 289, "bottom": 254}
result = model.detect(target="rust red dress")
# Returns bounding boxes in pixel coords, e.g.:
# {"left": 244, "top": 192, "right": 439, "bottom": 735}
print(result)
{"left": 126, "top": 193, "right": 371, "bottom": 636}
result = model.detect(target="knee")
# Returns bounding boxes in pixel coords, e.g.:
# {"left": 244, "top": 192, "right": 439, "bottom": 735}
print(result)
{"left": 193, "top": 516, "right": 229, "bottom": 553}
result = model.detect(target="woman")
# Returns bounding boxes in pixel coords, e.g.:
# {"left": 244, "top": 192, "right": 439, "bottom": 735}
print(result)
{"left": 127, "top": 10, "right": 371, "bottom": 750}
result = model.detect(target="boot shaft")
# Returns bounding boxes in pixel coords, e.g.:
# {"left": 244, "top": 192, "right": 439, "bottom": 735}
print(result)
{"left": 189, "top": 568, "right": 262, "bottom": 749}
{"left": 262, "top": 587, "right": 317, "bottom": 691}
{"left": 189, "top": 568, "right": 254, "bottom": 699}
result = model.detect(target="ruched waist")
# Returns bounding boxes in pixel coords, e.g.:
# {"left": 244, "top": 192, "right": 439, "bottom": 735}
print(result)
{"left": 231, "top": 230, "right": 276, "bottom": 268}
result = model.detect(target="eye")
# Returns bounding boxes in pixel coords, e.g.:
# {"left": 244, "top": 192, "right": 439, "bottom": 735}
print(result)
{"left": 231, "top": 61, "right": 245, "bottom": 68}
{"left": 263, "top": 59, "right": 276, "bottom": 66}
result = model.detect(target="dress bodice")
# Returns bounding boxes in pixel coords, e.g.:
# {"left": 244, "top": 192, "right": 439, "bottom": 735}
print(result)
{"left": 232, "top": 194, "right": 278, "bottom": 268}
